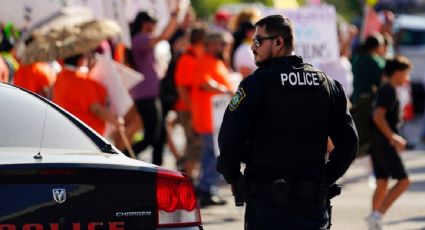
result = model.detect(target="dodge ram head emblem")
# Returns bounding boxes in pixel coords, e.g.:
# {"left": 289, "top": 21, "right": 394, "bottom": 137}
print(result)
{"left": 52, "top": 188, "right": 66, "bottom": 203}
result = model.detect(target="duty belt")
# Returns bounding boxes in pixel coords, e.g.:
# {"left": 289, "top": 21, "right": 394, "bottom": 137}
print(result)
{"left": 242, "top": 178, "right": 328, "bottom": 204}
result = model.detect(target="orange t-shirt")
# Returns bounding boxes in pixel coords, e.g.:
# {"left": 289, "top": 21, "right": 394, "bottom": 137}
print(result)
{"left": 191, "top": 54, "right": 233, "bottom": 134}
{"left": 53, "top": 68, "right": 107, "bottom": 134}
{"left": 114, "top": 42, "right": 126, "bottom": 64}
{"left": 174, "top": 45, "right": 203, "bottom": 111}
{"left": 14, "top": 63, "right": 56, "bottom": 96}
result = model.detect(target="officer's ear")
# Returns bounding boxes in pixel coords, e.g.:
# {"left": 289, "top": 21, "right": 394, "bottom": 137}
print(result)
{"left": 275, "top": 37, "right": 283, "bottom": 47}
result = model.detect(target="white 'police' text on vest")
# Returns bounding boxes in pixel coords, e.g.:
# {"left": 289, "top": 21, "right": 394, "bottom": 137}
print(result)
{"left": 280, "top": 72, "right": 320, "bottom": 86}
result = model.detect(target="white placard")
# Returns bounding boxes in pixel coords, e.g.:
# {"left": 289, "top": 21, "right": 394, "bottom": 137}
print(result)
{"left": 211, "top": 94, "right": 232, "bottom": 157}
{"left": 70, "top": 0, "right": 103, "bottom": 17}
{"left": 101, "top": 0, "right": 132, "bottom": 48}
{"left": 71, "top": 0, "right": 131, "bottom": 48}
{"left": 91, "top": 54, "right": 135, "bottom": 117}
{"left": 263, "top": 5, "right": 339, "bottom": 64}
{"left": 211, "top": 72, "right": 242, "bottom": 156}
{"left": 125, "top": 0, "right": 191, "bottom": 36}
{"left": 113, "top": 60, "right": 144, "bottom": 90}
{"left": 0, "top": 0, "right": 69, "bottom": 29}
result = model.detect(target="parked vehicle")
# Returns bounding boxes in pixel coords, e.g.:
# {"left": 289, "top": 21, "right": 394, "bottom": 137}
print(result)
{"left": 395, "top": 14, "right": 425, "bottom": 113}
{"left": 0, "top": 83, "right": 202, "bottom": 230}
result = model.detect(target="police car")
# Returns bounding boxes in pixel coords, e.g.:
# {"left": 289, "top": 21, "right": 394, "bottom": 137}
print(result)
{"left": 0, "top": 83, "right": 202, "bottom": 230}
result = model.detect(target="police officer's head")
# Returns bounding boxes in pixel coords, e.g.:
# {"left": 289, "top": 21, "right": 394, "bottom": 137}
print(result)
{"left": 252, "top": 15, "right": 294, "bottom": 67}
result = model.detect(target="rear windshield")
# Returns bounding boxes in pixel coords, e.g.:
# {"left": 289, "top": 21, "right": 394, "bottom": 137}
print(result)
{"left": 0, "top": 84, "right": 99, "bottom": 152}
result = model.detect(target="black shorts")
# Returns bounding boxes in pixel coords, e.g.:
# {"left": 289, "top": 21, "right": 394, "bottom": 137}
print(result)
{"left": 371, "top": 141, "right": 408, "bottom": 179}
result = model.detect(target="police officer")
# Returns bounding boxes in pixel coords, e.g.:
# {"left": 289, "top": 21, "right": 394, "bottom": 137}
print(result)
{"left": 217, "top": 15, "right": 359, "bottom": 229}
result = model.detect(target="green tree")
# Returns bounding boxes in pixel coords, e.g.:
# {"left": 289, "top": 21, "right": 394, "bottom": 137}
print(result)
{"left": 323, "top": 0, "right": 362, "bottom": 21}
{"left": 192, "top": 0, "right": 362, "bottom": 22}
{"left": 192, "top": 0, "right": 273, "bottom": 19}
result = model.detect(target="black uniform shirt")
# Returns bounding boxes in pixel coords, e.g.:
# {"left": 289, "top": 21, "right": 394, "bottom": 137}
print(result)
{"left": 373, "top": 83, "right": 400, "bottom": 134}
{"left": 217, "top": 55, "right": 358, "bottom": 185}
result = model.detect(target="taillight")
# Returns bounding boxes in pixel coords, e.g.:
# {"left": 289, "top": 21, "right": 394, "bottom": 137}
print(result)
{"left": 177, "top": 183, "right": 196, "bottom": 211}
{"left": 156, "top": 168, "right": 202, "bottom": 227}
{"left": 157, "top": 181, "right": 178, "bottom": 212}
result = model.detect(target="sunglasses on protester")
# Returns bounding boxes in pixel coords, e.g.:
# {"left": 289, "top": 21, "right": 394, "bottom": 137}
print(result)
{"left": 253, "top": 35, "right": 278, "bottom": 47}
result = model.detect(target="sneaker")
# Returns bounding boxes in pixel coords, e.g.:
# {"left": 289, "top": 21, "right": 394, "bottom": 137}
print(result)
{"left": 366, "top": 215, "right": 383, "bottom": 230}
{"left": 368, "top": 175, "right": 376, "bottom": 189}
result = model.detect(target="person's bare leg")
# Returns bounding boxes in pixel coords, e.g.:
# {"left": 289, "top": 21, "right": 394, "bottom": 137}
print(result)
{"left": 378, "top": 178, "right": 410, "bottom": 214}
{"left": 372, "top": 179, "right": 388, "bottom": 211}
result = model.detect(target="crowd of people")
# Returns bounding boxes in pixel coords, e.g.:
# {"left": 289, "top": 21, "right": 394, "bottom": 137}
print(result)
{"left": 0, "top": 5, "right": 263, "bottom": 207}
{"left": 0, "top": 4, "right": 419, "bottom": 216}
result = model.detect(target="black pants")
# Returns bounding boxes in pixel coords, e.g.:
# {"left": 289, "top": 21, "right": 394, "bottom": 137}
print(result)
{"left": 129, "top": 97, "right": 165, "bottom": 165}
{"left": 245, "top": 195, "right": 329, "bottom": 230}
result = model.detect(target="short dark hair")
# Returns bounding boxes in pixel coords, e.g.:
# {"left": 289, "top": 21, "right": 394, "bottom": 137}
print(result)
{"left": 362, "top": 33, "right": 384, "bottom": 53}
{"left": 190, "top": 26, "right": 206, "bottom": 44}
{"left": 255, "top": 15, "right": 294, "bottom": 53}
{"left": 384, "top": 55, "right": 412, "bottom": 77}
{"left": 64, "top": 54, "right": 83, "bottom": 66}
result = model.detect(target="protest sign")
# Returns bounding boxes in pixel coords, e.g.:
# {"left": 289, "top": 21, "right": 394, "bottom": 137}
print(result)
{"left": 125, "top": 0, "right": 190, "bottom": 36}
{"left": 71, "top": 0, "right": 131, "bottom": 47}
{"left": 211, "top": 72, "right": 242, "bottom": 157}
{"left": 211, "top": 94, "right": 232, "bottom": 157}
{"left": 0, "top": 0, "right": 68, "bottom": 29}
{"left": 263, "top": 5, "right": 339, "bottom": 64}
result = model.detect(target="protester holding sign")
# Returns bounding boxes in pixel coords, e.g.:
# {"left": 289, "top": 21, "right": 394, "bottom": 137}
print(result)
{"left": 125, "top": 5, "right": 180, "bottom": 165}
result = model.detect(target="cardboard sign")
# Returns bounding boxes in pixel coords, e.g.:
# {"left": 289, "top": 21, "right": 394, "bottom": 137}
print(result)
{"left": 71, "top": 0, "right": 132, "bottom": 47}
{"left": 263, "top": 5, "right": 339, "bottom": 64}
{"left": 0, "top": 0, "right": 69, "bottom": 29}
{"left": 211, "top": 94, "right": 232, "bottom": 157}
{"left": 211, "top": 72, "right": 242, "bottom": 157}
{"left": 125, "top": 0, "right": 191, "bottom": 36}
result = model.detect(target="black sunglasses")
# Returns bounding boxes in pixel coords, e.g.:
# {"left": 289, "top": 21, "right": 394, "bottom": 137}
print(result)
{"left": 253, "top": 35, "right": 278, "bottom": 47}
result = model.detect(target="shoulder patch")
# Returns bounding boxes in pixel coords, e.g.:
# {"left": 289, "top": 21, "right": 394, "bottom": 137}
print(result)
{"left": 229, "top": 87, "right": 246, "bottom": 111}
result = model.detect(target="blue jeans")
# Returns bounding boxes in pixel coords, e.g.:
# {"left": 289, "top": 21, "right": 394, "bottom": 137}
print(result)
{"left": 197, "top": 134, "right": 220, "bottom": 194}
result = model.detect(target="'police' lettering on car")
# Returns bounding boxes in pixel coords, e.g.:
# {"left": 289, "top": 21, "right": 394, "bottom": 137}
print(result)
{"left": 280, "top": 72, "right": 319, "bottom": 86}
{"left": 0, "top": 222, "right": 125, "bottom": 230}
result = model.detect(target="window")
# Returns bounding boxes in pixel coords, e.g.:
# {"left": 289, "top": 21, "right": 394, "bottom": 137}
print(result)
{"left": 0, "top": 84, "right": 99, "bottom": 152}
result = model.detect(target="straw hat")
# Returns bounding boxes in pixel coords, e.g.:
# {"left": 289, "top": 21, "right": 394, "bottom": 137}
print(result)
{"left": 20, "top": 19, "right": 121, "bottom": 64}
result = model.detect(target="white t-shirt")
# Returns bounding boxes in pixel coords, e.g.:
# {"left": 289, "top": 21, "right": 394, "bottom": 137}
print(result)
{"left": 234, "top": 43, "right": 257, "bottom": 73}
